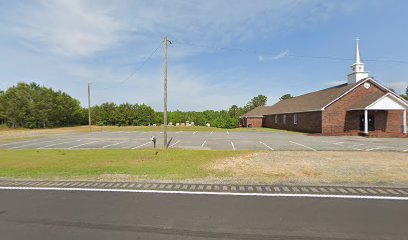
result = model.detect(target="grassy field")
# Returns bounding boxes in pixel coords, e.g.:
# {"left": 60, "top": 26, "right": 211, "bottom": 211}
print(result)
{"left": 0, "top": 149, "right": 250, "bottom": 180}
{"left": 0, "top": 149, "right": 407, "bottom": 186}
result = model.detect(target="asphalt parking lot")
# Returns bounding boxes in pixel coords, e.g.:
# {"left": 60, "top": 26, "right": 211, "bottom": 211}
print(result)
{"left": 1, "top": 130, "right": 407, "bottom": 152}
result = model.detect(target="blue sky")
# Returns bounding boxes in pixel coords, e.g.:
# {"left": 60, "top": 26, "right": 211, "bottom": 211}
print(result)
{"left": 0, "top": 0, "right": 407, "bottom": 111}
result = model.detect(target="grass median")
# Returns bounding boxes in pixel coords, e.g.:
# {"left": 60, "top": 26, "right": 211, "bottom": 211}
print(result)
{"left": 0, "top": 149, "right": 406, "bottom": 186}
{"left": 0, "top": 149, "right": 250, "bottom": 181}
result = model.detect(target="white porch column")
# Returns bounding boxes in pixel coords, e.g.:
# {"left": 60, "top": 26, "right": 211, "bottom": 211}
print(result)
{"left": 403, "top": 110, "right": 407, "bottom": 134}
{"left": 364, "top": 109, "right": 368, "bottom": 134}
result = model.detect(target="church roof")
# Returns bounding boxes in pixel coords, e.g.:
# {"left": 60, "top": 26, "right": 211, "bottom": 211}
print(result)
{"left": 240, "top": 78, "right": 407, "bottom": 117}
{"left": 252, "top": 81, "right": 362, "bottom": 116}
{"left": 241, "top": 106, "right": 273, "bottom": 117}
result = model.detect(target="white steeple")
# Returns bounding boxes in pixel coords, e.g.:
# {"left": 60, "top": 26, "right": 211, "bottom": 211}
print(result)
{"left": 347, "top": 37, "right": 369, "bottom": 84}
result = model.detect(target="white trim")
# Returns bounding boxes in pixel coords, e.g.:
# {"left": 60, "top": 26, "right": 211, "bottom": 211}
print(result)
{"left": 366, "top": 93, "right": 408, "bottom": 110}
{"left": 403, "top": 110, "right": 407, "bottom": 134}
{"left": 1, "top": 187, "right": 407, "bottom": 201}
{"left": 322, "top": 78, "right": 408, "bottom": 110}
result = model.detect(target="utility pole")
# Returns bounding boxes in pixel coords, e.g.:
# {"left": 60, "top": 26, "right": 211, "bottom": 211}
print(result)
{"left": 163, "top": 37, "right": 171, "bottom": 148}
{"left": 88, "top": 82, "right": 91, "bottom": 132}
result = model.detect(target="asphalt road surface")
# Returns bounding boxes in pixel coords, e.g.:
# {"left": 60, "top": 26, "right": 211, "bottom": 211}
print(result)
{"left": 0, "top": 189, "right": 407, "bottom": 240}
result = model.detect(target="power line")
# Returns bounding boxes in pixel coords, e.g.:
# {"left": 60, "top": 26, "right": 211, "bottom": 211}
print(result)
{"left": 95, "top": 41, "right": 162, "bottom": 92}
{"left": 172, "top": 39, "right": 408, "bottom": 64}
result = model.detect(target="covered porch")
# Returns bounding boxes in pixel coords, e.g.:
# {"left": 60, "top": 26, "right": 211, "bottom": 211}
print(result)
{"left": 346, "top": 93, "right": 408, "bottom": 136}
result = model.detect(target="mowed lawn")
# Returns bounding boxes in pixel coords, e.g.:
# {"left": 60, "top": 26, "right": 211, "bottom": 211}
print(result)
{"left": 0, "top": 149, "right": 251, "bottom": 180}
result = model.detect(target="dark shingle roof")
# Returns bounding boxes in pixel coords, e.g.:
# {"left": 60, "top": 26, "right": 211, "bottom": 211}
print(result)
{"left": 262, "top": 82, "right": 359, "bottom": 114}
{"left": 241, "top": 106, "right": 272, "bottom": 117}
{"left": 241, "top": 80, "right": 372, "bottom": 117}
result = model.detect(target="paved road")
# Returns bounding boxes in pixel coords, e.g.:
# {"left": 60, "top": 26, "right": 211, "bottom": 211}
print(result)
{"left": 1, "top": 130, "right": 408, "bottom": 152}
{"left": 0, "top": 189, "right": 407, "bottom": 239}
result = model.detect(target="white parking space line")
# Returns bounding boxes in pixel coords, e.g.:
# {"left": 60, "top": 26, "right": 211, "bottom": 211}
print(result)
{"left": 131, "top": 142, "right": 151, "bottom": 149}
{"left": 169, "top": 141, "right": 180, "bottom": 148}
{"left": 259, "top": 141, "right": 274, "bottom": 151}
{"left": 6, "top": 139, "right": 57, "bottom": 149}
{"left": 289, "top": 141, "right": 316, "bottom": 151}
{"left": 322, "top": 141, "right": 364, "bottom": 151}
{"left": 403, "top": 149, "right": 408, "bottom": 152}
{"left": 226, "top": 131, "right": 229, "bottom": 135}
{"left": 101, "top": 142, "right": 124, "bottom": 149}
{"left": 201, "top": 140, "right": 206, "bottom": 148}
{"left": 231, "top": 141, "right": 236, "bottom": 151}
{"left": 349, "top": 144, "right": 365, "bottom": 148}
{"left": 68, "top": 141, "right": 100, "bottom": 149}
{"left": 0, "top": 139, "right": 46, "bottom": 147}
{"left": 38, "top": 140, "right": 80, "bottom": 149}
{"left": 366, "top": 146, "right": 389, "bottom": 151}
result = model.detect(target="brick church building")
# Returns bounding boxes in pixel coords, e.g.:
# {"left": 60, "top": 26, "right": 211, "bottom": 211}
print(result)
{"left": 240, "top": 41, "right": 408, "bottom": 137}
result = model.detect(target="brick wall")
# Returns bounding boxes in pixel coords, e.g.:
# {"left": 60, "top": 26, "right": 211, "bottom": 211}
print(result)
{"left": 263, "top": 111, "right": 322, "bottom": 133}
{"left": 242, "top": 117, "right": 263, "bottom": 127}
{"left": 322, "top": 82, "right": 387, "bottom": 134}
{"left": 386, "top": 110, "right": 406, "bottom": 132}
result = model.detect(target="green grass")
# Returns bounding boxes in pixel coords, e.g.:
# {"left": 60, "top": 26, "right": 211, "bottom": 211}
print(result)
{"left": 0, "top": 149, "right": 251, "bottom": 180}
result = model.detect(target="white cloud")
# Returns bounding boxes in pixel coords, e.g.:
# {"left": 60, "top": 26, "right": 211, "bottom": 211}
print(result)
{"left": 2, "top": 0, "right": 357, "bottom": 59}
{"left": 259, "top": 50, "right": 289, "bottom": 61}
{"left": 0, "top": 0, "right": 366, "bottom": 110}
{"left": 6, "top": 0, "right": 125, "bottom": 58}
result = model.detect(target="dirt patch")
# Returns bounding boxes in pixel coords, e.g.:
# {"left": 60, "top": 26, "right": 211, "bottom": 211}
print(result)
{"left": 210, "top": 151, "right": 408, "bottom": 186}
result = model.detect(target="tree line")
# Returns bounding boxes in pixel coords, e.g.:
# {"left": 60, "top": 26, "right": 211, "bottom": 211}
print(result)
{"left": 0, "top": 82, "right": 268, "bottom": 129}
{"left": 89, "top": 94, "right": 267, "bottom": 128}
{"left": 0, "top": 83, "right": 82, "bottom": 128}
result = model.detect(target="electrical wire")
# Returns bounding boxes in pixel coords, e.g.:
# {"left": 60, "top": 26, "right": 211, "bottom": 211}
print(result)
{"left": 172, "top": 39, "right": 408, "bottom": 64}
{"left": 95, "top": 41, "right": 162, "bottom": 92}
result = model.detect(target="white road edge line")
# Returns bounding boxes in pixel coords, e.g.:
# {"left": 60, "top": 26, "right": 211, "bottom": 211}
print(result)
{"left": 1, "top": 187, "right": 407, "bottom": 201}
{"left": 259, "top": 141, "right": 274, "bottom": 151}
{"left": 289, "top": 141, "right": 317, "bottom": 151}
{"left": 169, "top": 141, "right": 180, "bottom": 148}
{"left": 201, "top": 140, "right": 206, "bottom": 148}
{"left": 193, "top": 131, "right": 197, "bottom": 134}
{"left": 403, "top": 149, "right": 408, "bottom": 152}
{"left": 231, "top": 141, "right": 235, "bottom": 151}
{"left": 68, "top": 141, "right": 100, "bottom": 149}
{"left": 131, "top": 141, "right": 151, "bottom": 149}
{"left": 226, "top": 131, "right": 229, "bottom": 135}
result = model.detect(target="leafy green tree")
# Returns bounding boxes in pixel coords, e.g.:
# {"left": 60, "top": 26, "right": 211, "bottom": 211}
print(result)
{"left": 0, "top": 82, "right": 82, "bottom": 128}
{"left": 246, "top": 94, "right": 267, "bottom": 111}
{"left": 279, "top": 94, "right": 294, "bottom": 101}
{"left": 401, "top": 85, "right": 408, "bottom": 101}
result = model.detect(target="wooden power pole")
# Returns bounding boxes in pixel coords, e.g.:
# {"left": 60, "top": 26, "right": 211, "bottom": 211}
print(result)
{"left": 163, "top": 37, "right": 171, "bottom": 149}
{"left": 88, "top": 82, "right": 92, "bottom": 132}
